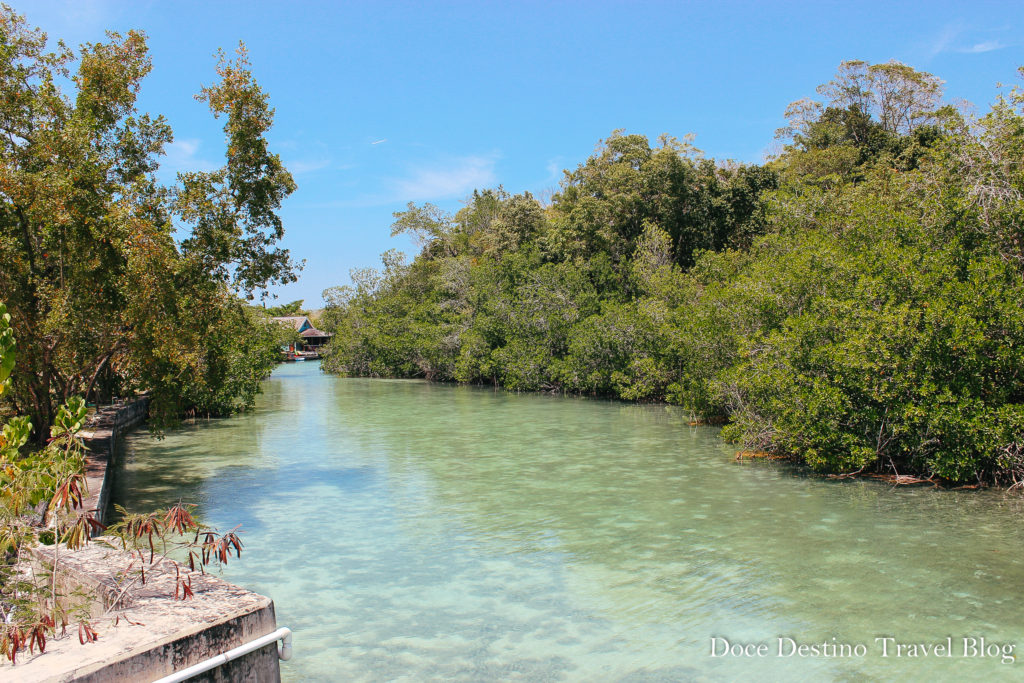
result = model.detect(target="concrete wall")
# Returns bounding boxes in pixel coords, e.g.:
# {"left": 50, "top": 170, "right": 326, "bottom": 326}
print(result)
{"left": 20, "top": 542, "right": 282, "bottom": 682}
{"left": 78, "top": 396, "right": 150, "bottom": 527}
{"left": 8, "top": 399, "right": 287, "bottom": 682}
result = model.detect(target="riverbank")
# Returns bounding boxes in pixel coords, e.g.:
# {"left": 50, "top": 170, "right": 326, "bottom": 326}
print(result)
{"left": 18, "top": 542, "right": 281, "bottom": 682}
{"left": 114, "top": 363, "right": 1024, "bottom": 681}
{"left": 316, "top": 69, "right": 1024, "bottom": 489}
{"left": 77, "top": 397, "right": 149, "bottom": 528}
{"left": 7, "top": 399, "right": 289, "bottom": 682}
{"left": 322, "top": 370, "right": 1020, "bottom": 490}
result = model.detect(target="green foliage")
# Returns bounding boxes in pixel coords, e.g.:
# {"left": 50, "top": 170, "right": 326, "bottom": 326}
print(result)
{"left": 52, "top": 397, "right": 88, "bottom": 438}
{"left": 265, "top": 315, "right": 303, "bottom": 353}
{"left": 709, "top": 219, "right": 1024, "bottom": 481}
{"left": 774, "top": 60, "right": 949, "bottom": 189}
{"left": 548, "top": 131, "right": 776, "bottom": 268}
{"left": 177, "top": 45, "right": 298, "bottom": 296}
{"left": 322, "top": 62, "right": 1024, "bottom": 484}
{"left": 0, "top": 306, "right": 249, "bottom": 665}
{"left": 0, "top": 304, "right": 14, "bottom": 398}
{"left": 0, "top": 307, "right": 99, "bottom": 661}
{"left": 320, "top": 134, "right": 769, "bottom": 399}
{"left": 263, "top": 300, "right": 306, "bottom": 317}
{"left": 0, "top": 9, "right": 295, "bottom": 440}
{"left": 557, "top": 300, "right": 671, "bottom": 400}
{"left": 168, "top": 301, "right": 282, "bottom": 420}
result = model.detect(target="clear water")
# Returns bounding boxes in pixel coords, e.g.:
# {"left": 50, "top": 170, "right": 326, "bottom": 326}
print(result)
{"left": 113, "top": 362, "right": 1024, "bottom": 681}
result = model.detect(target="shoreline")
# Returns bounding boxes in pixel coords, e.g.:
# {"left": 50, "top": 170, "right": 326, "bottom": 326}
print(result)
{"left": 320, "top": 367, "right": 1022, "bottom": 490}
{"left": 77, "top": 397, "right": 150, "bottom": 529}
{"left": 9, "top": 398, "right": 289, "bottom": 681}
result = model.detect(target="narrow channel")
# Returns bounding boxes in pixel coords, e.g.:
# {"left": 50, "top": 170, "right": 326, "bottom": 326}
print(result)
{"left": 112, "top": 362, "right": 1024, "bottom": 680}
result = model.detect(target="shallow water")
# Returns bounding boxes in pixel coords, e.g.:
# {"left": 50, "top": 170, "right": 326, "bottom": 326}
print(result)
{"left": 114, "top": 362, "right": 1024, "bottom": 681}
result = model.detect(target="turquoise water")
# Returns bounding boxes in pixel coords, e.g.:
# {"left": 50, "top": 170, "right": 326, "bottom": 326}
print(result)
{"left": 114, "top": 362, "right": 1024, "bottom": 681}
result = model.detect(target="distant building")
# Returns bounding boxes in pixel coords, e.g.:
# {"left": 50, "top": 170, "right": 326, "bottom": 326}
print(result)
{"left": 271, "top": 315, "right": 333, "bottom": 357}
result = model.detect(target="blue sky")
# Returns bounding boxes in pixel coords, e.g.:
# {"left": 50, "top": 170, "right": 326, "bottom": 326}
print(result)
{"left": 18, "top": 0, "right": 1024, "bottom": 307}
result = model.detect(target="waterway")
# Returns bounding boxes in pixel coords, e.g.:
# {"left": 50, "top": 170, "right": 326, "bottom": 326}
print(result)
{"left": 113, "top": 361, "right": 1024, "bottom": 681}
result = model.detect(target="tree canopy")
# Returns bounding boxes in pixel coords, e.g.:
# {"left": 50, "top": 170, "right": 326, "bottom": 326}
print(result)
{"left": 0, "top": 8, "right": 295, "bottom": 440}
{"left": 322, "top": 60, "right": 1024, "bottom": 485}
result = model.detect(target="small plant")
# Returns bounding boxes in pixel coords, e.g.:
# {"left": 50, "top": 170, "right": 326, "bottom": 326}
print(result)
{"left": 0, "top": 302, "right": 109, "bottom": 664}
{"left": 105, "top": 501, "right": 244, "bottom": 610}
{"left": 0, "top": 302, "right": 245, "bottom": 666}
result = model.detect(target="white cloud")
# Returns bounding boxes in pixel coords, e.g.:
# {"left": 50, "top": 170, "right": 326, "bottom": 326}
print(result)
{"left": 391, "top": 155, "right": 498, "bottom": 201}
{"left": 288, "top": 158, "right": 332, "bottom": 174}
{"left": 160, "top": 138, "right": 218, "bottom": 176}
{"left": 925, "top": 23, "right": 1008, "bottom": 58}
{"left": 958, "top": 40, "right": 1005, "bottom": 54}
{"left": 545, "top": 157, "right": 564, "bottom": 181}
{"left": 297, "top": 153, "right": 500, "bottom": 209}
{"left": 926, "top": 23, "right": 962, "bottom": 58}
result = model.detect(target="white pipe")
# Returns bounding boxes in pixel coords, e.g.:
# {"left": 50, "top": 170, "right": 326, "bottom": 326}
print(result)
{"left": 152, "top": 626, "right": 293, "bottom": 683}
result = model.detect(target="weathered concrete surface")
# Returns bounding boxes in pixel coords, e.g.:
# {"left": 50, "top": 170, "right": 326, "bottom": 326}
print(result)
{"left": 77, "top": 396, "right": 149, "bottom": 528}
{"left": 4, "top": 400, "right": 284, "bottom": 682}
{"left": 14, "top": 541, "right": 281, "bottom": 682}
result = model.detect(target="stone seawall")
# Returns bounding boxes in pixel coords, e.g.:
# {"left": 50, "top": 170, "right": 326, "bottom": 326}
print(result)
{"left": 10, "top": 399, "right": 287, "bottom": 682}
{"left": 77, "top": 397, "right": 150, "bottom": 527}
{"left": 21, "top": 543, "right": 282, "bottom": 682}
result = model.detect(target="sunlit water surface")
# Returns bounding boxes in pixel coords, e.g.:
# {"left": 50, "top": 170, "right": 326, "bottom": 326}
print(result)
{"left": 113, "top": 362, "right": 1024, "bottom": 681}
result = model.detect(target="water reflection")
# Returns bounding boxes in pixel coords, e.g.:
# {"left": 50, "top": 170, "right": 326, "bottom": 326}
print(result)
{"left": 115, "top": 363, "right": 1024, "bottom": 681}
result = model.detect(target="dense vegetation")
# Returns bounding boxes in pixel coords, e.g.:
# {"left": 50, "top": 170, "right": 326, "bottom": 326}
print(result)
{"left": 0, "top": 302, "right": 247, "bottom": 663}
{"left": 0, "top": 9, "right": 296, "bottom": 441}
{"left": 0, "top": 7, "right": 282, "bottom": 662}
{"left": 322, "top": 60, "right": 1024, "bottom": 485}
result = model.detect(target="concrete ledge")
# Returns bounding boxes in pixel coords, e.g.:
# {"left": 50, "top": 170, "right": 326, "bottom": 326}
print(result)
{"left": 77, "top": 397, "right": 149, "bottom": 527}
{"left": 15, "top": 541, "right": 281, "bottom": 682}
{"left": 4, "top": 400, "right": 285, "bottom": 682}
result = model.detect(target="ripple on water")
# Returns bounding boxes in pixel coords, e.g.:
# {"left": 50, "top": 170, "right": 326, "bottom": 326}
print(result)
{"left": 114, "top": 364, "right": 1024, "bottom": 681}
